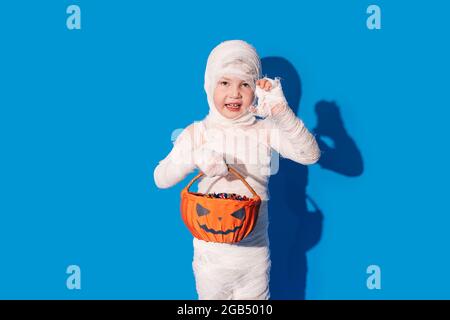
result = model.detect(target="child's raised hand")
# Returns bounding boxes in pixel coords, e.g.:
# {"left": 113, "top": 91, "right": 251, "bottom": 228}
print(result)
{"left": 250, "top": 78, "right": 288, "bottom": 118}
{"left": 256, "top": 79, "right": 273, "bottom": 91}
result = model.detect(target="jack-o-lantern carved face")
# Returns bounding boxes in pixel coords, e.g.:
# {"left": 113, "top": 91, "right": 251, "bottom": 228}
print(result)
{"left": 181, "top": 193, "right": 260, "bottom": 243}
{"left": 196, "top": 203, "right": 246, "bottom": 235}
{"left": 180, "top": 167, "right": 261, "bottom": 243}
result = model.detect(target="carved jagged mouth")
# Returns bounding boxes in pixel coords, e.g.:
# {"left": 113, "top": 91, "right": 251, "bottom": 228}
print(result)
{"left": 198, "top": 223, "right": 242, "bottom": 235}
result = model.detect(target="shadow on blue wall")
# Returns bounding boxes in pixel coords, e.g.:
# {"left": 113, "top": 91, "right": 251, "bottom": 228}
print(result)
{"left": 262, "top": 57, "right": 364, "bottom": 299}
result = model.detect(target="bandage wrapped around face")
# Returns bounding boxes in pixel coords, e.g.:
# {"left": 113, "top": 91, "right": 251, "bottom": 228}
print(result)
{"left": 204, "top": 40, "right": 261, "bottom": 125}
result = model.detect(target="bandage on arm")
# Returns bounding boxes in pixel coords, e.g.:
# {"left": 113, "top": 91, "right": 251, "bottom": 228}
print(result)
{"left": 153, "top": 125, "right": 197, "bottom": 189}
{"left": 269, "top": 106, "right": 321, "bottom": 165}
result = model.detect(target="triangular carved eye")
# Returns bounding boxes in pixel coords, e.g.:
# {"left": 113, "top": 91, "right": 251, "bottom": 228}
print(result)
{"left": 196, "top": 203, "right": 210, "bottom": 217}
{"left": 231, "top": 208, "right": 245, "bottom": 220}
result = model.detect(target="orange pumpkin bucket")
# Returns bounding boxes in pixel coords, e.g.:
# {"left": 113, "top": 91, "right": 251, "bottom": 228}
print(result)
{"left": 180, "top": 166, "right": 261, "bottom": 244}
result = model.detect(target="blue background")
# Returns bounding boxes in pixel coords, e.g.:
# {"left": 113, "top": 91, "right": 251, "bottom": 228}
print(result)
{"left": 1, "top": 0, "right": 449, "bottom": 299}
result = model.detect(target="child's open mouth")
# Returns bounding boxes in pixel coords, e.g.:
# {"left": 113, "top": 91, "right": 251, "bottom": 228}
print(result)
{"left": 225, "top": 103, "right": 242, "bottom": 112}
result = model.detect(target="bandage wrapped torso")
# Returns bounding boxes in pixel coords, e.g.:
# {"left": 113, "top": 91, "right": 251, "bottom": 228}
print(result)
{"left": 192, "top": 118, "right": 272, "bottom": 300}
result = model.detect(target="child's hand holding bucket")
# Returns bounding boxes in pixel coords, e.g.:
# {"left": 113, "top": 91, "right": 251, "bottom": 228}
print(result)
{"left": 193, "top": 146, "right": 228, "bottom": 177}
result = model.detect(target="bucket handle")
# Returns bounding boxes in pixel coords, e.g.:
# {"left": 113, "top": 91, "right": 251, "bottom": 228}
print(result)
{"left": 184, "top": 165, "right": 259, "bottom": 198}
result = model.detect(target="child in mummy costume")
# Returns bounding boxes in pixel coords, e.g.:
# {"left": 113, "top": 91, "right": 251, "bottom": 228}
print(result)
{"left": 154, "top": 40, "right": 320, "bottom": 300}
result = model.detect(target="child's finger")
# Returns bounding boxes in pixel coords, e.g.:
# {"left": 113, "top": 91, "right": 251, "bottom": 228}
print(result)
{"left": 264, "top": 82, "right": 272, "bottom": 91}
{"left": 257, "top": 80, "right": 265, "bottom": 88}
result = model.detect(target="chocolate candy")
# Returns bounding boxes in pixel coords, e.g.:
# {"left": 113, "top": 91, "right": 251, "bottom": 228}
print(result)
{"left": 204, "top": 192, "right": 249, "bottom": 201}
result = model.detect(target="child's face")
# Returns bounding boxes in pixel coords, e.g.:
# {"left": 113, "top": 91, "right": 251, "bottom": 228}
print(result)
{"left": 213, "top": 75, "right": 255, "bottom": 119}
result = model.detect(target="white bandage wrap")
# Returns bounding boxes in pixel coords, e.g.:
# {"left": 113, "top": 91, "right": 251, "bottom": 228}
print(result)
{"left": 253, "top": 78, "right": 288, "bottom": 118}
{"left": 204, "top": 40, "right": 261, "bottom": 128}
{"left": 193, "top": 146, "right": 229, "bottom": 177}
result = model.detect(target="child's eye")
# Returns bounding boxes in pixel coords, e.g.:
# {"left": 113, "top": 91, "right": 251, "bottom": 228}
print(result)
{"left": 241, "top": 83, "right": 250, "bottom": 88}
{"left": 220, "top": 81, "right": 229, "bottom": 86}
